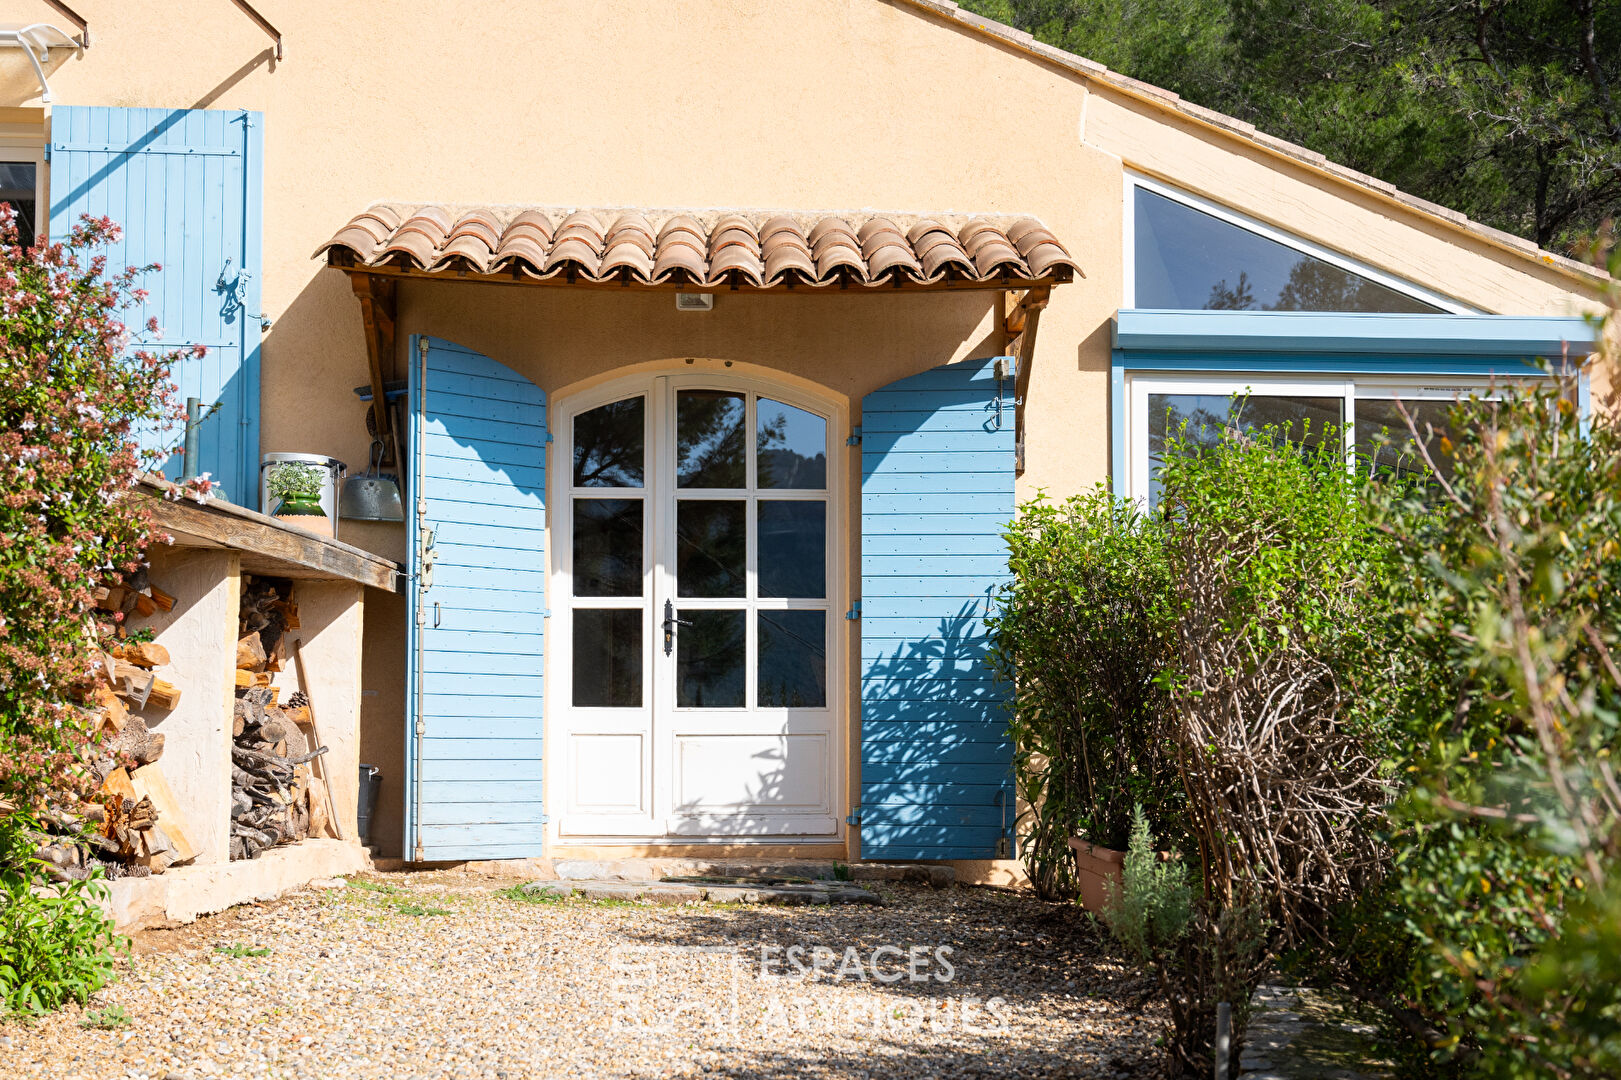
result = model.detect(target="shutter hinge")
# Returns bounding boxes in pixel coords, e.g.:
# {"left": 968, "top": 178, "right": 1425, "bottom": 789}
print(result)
{"left": 544, "top": 432, "right": 553, "bottom": 444}
{"left": 846, "top": 426, "right": 862, "bottom": 446}
{"left": 540, "top": 815, "right": 551, "bottom": 825}
{"left": 541, "top": 609, "right": 552, "bottom": 618}
{"left": 415, "top": 605, "right": 426, "bottom": 627}
{"left": 415, "top": 721, "right": 426, "bottom": 736}
{"left": 844, "top": 601, "right": 861, "bottom": 621}
{"left": 845, "top": 808, "right": 862, "bottom": 826}
{"left": 418, "top": 337, "right": 430, "bottom": 361}
{"left": 42, "top": 143, "right": 50, "bottom": 163}
{"left": 414, "top": 840, "right": 425, "bottom": 862}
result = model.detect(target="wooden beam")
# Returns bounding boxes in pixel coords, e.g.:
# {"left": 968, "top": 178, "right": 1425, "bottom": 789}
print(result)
{"left": 350, "top": 274, "right": 398, "bottom": 466}
{"left": 143, "top": 484, "right": 400, "bottom": 592}
{"left": 1004, "top": 285, "right": 1051, "bottom": 475}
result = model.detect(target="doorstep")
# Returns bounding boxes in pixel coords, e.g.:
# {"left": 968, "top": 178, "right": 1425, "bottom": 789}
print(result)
{"left": 521, "top": 878, "right": 881, "bottom": 906}
{"left": 98, "top": 839, "right": 370, "bottom": 932}
{"left": 450, "top": 857, "right": 955, "bottom": 888}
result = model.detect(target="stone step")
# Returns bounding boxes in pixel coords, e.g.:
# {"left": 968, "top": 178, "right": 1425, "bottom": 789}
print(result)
{"left": 522, "top": 878, "right": 882, "bottom": 906}
{"left": 548, "top": 858, "right": 953, "bottom": 888}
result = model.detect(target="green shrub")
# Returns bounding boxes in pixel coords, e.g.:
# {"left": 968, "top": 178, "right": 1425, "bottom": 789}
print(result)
{"left": 1366, "top": 370, "right": 1621, "bottom": 1077}
{"left": 1157, "top": 415, "right": 1401, "bottom": 941}
{"left": 1099, "top": 804, "right": 1268, "bottom": 1078}
{"left": 989, "top": 487, "right": 1182, "bottom": 899}
{"left": 0, "top": 814, "right": 125, "bottom": 1016}
{"left": 1100, "top": 804, "right": 1193, "bottom": 963}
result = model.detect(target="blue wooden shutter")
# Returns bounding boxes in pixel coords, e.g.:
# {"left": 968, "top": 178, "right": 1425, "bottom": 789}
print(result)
{"left": 49, "top": 107, "right": 263, "bottom": 506}
{"left": 858, "top": 357, "right": 1016, "bottom": 860}
{"left": 406, "top": 336, "right": 548, "bottom": 862}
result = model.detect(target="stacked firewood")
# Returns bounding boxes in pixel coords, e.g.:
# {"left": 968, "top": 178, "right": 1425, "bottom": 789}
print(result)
{"left": 231, "top": 575, "right": 332, "bottom": 860}
{"left": 34, "top": 572, "right": 197, "bottom": 881}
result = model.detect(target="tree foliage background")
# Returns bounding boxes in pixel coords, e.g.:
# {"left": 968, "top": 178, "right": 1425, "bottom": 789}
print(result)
{"left": 962, "top": 0, "right": 1621, "bottom": 252}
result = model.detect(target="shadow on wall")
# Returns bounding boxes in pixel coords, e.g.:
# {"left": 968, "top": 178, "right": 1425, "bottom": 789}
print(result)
{"left": 359, "top": 586, "right": 407, "bottom": 856}
{"left": 858, "top": 600, "right": 1013, "bottom": 859}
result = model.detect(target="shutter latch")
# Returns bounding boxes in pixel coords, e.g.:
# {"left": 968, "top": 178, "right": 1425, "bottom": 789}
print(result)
{"left": 992, "top": 356, "right": 1017, "bottom": 429}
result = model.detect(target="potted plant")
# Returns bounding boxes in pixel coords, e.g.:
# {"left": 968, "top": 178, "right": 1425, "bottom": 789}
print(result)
{"left": 265, "top": 461, "right": 332, "bottom": 537}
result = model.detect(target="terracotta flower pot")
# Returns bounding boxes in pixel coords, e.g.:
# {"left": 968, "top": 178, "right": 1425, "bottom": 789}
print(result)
{"left": 273, "top": 494, "right": 333, "bottom": 537}
{"left": 1069, "top": 836, "right": 1126, "bottom": 913}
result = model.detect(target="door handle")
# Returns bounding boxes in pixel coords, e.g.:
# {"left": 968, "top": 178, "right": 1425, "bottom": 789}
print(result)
{"left": 662, "top": 599, "right": 692, "bottom": 656}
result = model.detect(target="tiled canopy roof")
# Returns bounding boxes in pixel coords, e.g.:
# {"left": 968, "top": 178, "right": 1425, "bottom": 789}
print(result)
{"left": 318, "top": 205, "right": 1081, "bottom": 289}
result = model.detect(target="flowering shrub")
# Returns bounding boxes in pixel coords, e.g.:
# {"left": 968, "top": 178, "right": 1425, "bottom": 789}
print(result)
{"left": 0, "top": 206, "right": 198, "bottom": 811}
{"left": 0, "top": 206, "right": 204, "bottom": 1012}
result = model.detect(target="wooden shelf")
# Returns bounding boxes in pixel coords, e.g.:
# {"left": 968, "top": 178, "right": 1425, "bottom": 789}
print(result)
{"left": 142, "top": 478, "right": 401, "bottom": 592}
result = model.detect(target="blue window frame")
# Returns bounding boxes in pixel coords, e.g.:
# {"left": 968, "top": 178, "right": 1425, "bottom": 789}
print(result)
{"left": 1110, "top": 311, "right": 1596, "bottom": 502}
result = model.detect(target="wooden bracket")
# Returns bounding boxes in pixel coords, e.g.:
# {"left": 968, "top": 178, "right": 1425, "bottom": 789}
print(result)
{"left": 1003, "top": 285, "right": 1052, "bottom": 474}
{"left": 349, "top": 273, "right": 398, "bottom": 466}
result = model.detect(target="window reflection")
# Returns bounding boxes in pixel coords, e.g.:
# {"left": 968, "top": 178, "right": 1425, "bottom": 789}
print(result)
{"left": 758, "top": 611, "right": 826, "bottom": 708}
{"left": 1147, "top": 393, "right": 1343, "bottom": 505}
{"left": 677, "top": 390, "right": 746, "bottom": 488}
{"left": 1355, "top": 398, "right": 1461, "bottom": 482}
{"left": 676, "top": 609, "right": 746, "bottom": 707}
{"left": 676, "top": 500, "right": 746, "bottom": 598}
{"left": 573, "top": 610, "right": 642, "bottom": 707}
{"left": 757, "top": 501, "right": 825, "bottom": 598}
{"left": 1134, "top": 188, "right": 1440, "bottom": 313}
{"left": 573, "top": 397, "right": 645, "bottom": 488}
{"left": 572, "top": 498, "right": 644, "bottom": 596}
{"left": 757, "top": 399, "right": 827, "bottom": 489}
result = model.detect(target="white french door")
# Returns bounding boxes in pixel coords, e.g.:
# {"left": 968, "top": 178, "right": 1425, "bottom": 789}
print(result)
{"left": 555, "top": 374, "right": 840, "bottom": 840}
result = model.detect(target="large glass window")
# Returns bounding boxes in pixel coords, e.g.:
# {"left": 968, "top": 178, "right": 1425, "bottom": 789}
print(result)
{"left": 1146, "top": 392, "right": 1344, "bottom": 506}
{"left": 1129, "top": 377, "right": 1506, "bottom": 503}
{"left": 1132, "top": 185, "right": 1442, "bottom": 314}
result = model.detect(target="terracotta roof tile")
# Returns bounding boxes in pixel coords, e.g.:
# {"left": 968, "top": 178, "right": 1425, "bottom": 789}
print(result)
{"left": 318, "top": 204, "right": 1081, "bottom": 288}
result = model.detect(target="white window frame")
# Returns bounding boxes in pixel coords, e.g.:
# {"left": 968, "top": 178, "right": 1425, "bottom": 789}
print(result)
{"left": 1121, "top": 172, "right": 1474, "bottom": 314}
{"left": 1124, "top": 372, "right": 1506, "bottom": 502}
{"left": 0, "top": 117, "right": 45, "bottom": 245}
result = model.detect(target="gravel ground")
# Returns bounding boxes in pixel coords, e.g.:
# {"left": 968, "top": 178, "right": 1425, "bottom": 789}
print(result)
{"left": 0, "top": 869, "right": 1166, "bottom": 1079}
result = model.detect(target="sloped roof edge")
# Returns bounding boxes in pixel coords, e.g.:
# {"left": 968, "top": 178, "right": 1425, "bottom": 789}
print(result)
{"left": 895, "top": 0, "right": 1608, "bottom": 285}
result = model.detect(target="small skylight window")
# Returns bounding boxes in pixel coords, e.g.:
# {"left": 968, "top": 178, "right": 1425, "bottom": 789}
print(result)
{"left": 1132, "top": 186, "right": 1443, "bottom": 313}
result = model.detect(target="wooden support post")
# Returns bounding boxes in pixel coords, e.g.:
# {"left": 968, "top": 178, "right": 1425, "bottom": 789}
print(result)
{"left": 349, "top": 273, "right": 398, "bottom": 466}
{"left": 1002, "top": 285, "right": 1051, "bottom": 475}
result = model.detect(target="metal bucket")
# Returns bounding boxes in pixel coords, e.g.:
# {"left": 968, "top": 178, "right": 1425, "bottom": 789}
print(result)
{"left": 260, "top": 453, "right": 346, "bottom": 525}
{"left": 339, "top": 440, "right": 404, "bottom": 522}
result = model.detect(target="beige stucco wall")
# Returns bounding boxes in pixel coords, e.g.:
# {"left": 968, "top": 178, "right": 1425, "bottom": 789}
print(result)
{"left": 5, "top": 0, "right": 1605, "bottom": 862}
{"left": 6, "top": 0, "right": 1598, "bottom": 502}
{"left": 141, "top": 546, "right": 239, "bottom": 865}
{"left": 271, "top": 579, "right": 365, "bottom": 842}
{"left": 359, "top": 586, "right": 407, "bottom": 851}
